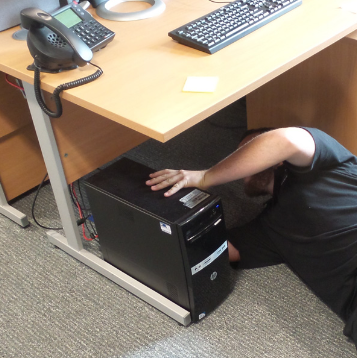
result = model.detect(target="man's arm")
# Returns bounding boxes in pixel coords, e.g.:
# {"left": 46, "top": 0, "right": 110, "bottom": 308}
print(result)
{"left": 146, "top": 127, "right": 316, "bottom": 196}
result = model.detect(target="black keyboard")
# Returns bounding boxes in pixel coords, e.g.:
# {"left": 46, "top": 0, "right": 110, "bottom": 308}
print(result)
{"left": 168, "top": 0, "right": 302, "bottom": 54}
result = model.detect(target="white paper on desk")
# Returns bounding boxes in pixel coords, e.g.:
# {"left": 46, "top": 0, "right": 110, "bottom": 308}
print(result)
{"left": 183, "top": 76, "right": 219, "bottom": 93}
{"left": 340, "top": 3, "right": 357, "bottom": 14}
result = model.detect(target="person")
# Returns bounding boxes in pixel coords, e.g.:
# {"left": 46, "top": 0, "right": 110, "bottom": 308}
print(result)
{"left": 145, "top": 126, "right": 357, "bottom": 348}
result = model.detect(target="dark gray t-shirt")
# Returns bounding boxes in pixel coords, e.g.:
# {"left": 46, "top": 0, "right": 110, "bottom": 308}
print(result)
{"left": 262, "top": 127, "right": 357, "bottom": 322}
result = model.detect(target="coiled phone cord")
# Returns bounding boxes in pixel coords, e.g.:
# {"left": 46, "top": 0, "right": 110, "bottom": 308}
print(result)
{"left": 33, "top": 62, "right": 103, "bottom": 118}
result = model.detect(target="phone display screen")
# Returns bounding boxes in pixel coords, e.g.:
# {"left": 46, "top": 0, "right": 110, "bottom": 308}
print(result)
{"left": 54, "top": 8, "right": 82, "bottom": 28}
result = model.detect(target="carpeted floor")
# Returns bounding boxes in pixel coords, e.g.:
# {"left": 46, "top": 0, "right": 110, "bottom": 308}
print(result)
{"left": 1, "top": 100, "right": 356, "bottom": 357}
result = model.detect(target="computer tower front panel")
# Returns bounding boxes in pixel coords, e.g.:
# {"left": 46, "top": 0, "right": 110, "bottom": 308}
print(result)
{"left": 179, "top": 200, "right": 232, "bottom": 322}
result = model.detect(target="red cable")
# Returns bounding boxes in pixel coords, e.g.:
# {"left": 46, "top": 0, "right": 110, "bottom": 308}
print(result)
{"left": 5, "top": 74, "right": 24, "bottom": 90}
{"left": 71, "top": 183, "right": 97, "bottom": 241}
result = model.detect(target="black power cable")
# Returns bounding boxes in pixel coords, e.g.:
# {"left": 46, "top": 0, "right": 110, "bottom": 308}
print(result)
{"left": 31, "top": 173, "right": 63, "bottom": 230}
{"left": 32, "top": 174, "right": 97, "bottom": 235}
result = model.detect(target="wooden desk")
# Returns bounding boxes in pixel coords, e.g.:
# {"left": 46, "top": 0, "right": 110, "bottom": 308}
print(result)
{"left": 2, "top": 0, "right": 357, "bottom": 141}
{"left": 1, "top": 0, "right": 357, "bottom": 324}
{"left": 2, "top": 0, "right": 357, "bottom": 198}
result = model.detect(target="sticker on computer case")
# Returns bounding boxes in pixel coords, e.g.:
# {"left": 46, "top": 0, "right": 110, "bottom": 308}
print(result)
{"left": 179, "top": 189, "right": 210, "bottom": 209}
{"left": 160, "top": 222, "right": 172, "bottom": 234}
{"left": 191, "top": 241, "right": 228, "bottom": 275}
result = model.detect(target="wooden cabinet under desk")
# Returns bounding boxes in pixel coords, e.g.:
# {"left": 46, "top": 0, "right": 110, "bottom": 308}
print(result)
{"left": 0, "top": 73, "right": 46, "bottom": 201}
{"left": 247, "top": 32, "right": 357, "bottom": 155}
{"left": 0, "top": 72, "right": 148, "bottom": 201}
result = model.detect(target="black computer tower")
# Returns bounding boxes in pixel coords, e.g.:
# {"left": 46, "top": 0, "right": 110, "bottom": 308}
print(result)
{"left": 84, "top": 157, "right": 232, "bottom": 322}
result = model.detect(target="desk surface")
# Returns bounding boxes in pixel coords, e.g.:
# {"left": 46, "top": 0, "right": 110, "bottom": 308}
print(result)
{"left": 1, "top": 0, "right": 357, "bottom": 142}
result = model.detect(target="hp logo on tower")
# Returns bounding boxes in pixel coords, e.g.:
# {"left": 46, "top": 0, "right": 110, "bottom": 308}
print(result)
{"left": 210, "top": 271, "right": 217, "bottom": 280}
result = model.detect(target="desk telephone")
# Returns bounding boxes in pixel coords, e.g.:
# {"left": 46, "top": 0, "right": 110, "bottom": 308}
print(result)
{"left": 20, "top": 3, "right": 115, "bottom": 118}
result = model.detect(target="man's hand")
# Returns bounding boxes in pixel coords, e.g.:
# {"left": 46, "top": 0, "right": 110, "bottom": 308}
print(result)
{"left": 146, "top": 169, "right": 207, "bottom": 197}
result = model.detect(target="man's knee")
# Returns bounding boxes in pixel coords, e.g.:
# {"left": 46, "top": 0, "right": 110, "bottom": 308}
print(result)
{"left": 228, "top": 241, "right": 240, "bottom": 262}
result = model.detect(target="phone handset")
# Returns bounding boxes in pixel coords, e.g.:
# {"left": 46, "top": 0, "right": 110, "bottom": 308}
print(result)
{"left": 21, "top": 7, "right": 93, "bottom": 67}
{"left": 20, "top": 7, "right": 108, "bottom": 118}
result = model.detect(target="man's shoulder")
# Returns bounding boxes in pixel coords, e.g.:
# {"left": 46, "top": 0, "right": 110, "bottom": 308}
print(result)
{"left": 289, "top": 127, "right": 357, "bottom": 171}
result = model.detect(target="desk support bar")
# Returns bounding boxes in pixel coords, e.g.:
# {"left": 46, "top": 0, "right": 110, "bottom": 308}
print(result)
{"left": 23, "top": 81, "right": 83, "bottom": 251}
{"left": 0, "top": 182, "right": 29, "bottom": 227}
{"left": 23, "top": 81, "right": 191, "bottom": 326}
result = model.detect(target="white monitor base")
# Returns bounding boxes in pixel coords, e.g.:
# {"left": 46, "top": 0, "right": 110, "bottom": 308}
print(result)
{"left": 96, "top": 0, "right": 166, "bottom": 21}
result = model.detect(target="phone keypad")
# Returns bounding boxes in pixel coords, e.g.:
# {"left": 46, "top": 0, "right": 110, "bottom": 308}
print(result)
{"left": 72, "top": 20, "right": 115, "bottom": 50}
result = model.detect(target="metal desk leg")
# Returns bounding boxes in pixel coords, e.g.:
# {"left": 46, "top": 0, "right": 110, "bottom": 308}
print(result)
{"left": 23, "top": 82, "right": 191, "bottom": 326}
{"left": 0, "top": 181, "right": 29, "bottom": 227}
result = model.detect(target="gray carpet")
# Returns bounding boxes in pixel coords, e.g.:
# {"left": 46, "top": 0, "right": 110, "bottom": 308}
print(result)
{"left": 1, "top": 100, "right": 356, "bottom": 357}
